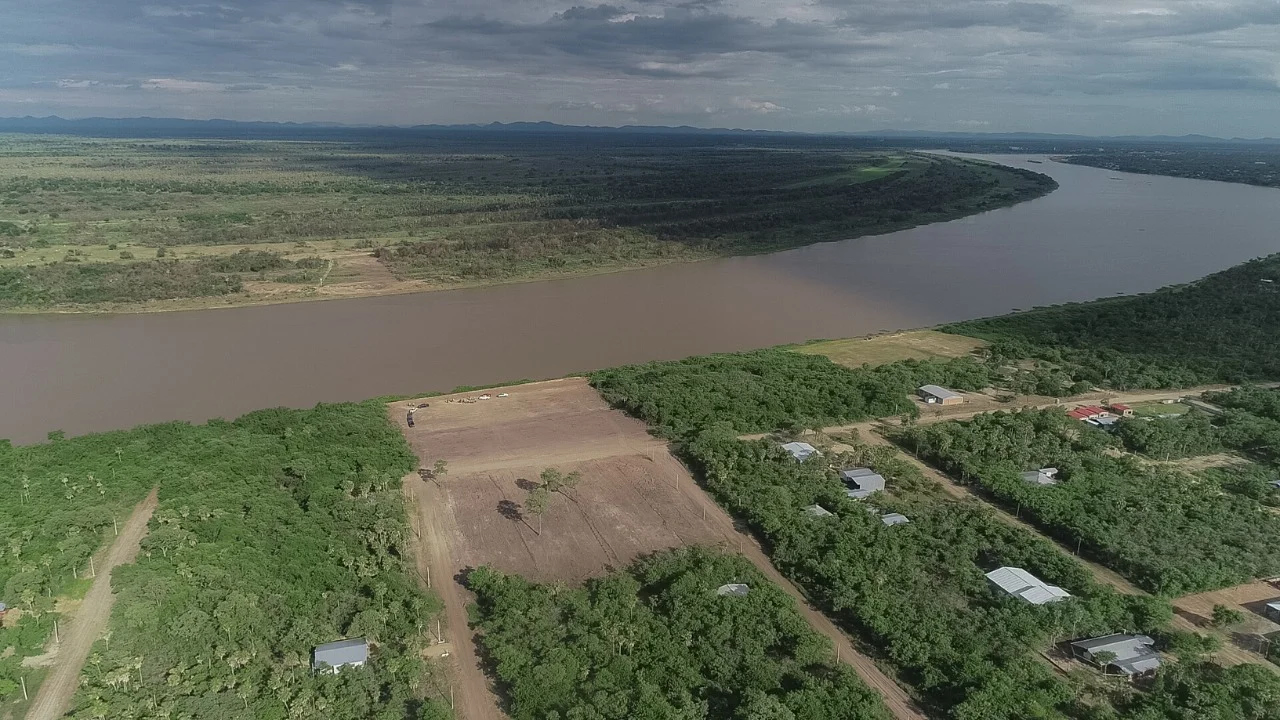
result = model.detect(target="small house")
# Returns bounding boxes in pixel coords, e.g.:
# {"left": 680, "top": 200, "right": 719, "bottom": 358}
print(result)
{"left": 717, "top": 583, "right": 750, "bottom": 597}
{"left": 1109, "top": 404, "right": 1134, "bottom": 417}
{"left": 840, "top": 468, "right": 886, "bottom": 499}
{"left": 803, "top": 504, "right": 834, "bottom": 518}
{"left": 917, "top": 385, "right": 964, "bottom": 406}
{"left": 1265, "top": 601, "right": 1280, "bottom": 622}
{"left": 313, "top": 638, "right": 368, "bottom": 673}
{"left": 1021, "top": 468, "right": 1059, "bottom": 486}
{"left": 880, "top": 512, "right": 910, "bottom": 526}
{"left": 782, "top": 442, "right": 820, "bottom": 463}
{"left": 986, "top": 566, "right": 1071, "bottom": 605}
{"left": 1070, "top": 634, "right": 1161, "bottom": 677}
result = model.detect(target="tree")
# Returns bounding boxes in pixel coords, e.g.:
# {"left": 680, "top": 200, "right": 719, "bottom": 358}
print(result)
{"left": 526, "top": 488, "right": 550, "bottom": 535}
{"left": 1211, "top": 604, "right": 1245, "bottom": 628}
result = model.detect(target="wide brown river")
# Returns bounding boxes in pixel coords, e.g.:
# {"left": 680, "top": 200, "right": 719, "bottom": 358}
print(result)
{"left": 3, "top": 154, "right": 1279, "bottom": 443}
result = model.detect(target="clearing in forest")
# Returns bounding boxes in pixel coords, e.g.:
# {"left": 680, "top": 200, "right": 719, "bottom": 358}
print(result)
{"left": 395, "top": 378, "right": 925, "bottom": 720}
{"left": 796, "top": 330, "right": 987, "bottom": 368}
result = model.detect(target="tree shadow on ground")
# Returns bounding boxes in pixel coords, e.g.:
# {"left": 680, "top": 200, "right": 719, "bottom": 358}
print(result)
{"left": 497, "top": 499, "right": 523, "bottom": 522}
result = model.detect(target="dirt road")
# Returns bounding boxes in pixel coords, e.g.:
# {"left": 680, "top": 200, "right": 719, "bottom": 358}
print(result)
{"left": 404, "top": 479, "right": 508, "bottom": 720}
{"left": 25, "top": 489, "right": 158, "bottom": 720}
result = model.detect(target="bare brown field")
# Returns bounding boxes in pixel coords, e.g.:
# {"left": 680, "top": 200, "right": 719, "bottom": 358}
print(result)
{"left": 1172, "top": 581, "right": 1280, "bottom": 668}
{"left": 395, "top": 378, "right": 733, "bottom": 583}
{"left": 796, "top": 329, "right": 987, "bottom": 368}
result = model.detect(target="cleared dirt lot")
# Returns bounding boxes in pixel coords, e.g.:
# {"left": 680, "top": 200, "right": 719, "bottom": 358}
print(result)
{"left": 394, "top": 378, "right": 925, "bottom": 720}
{"left": 397, "top": 378, "right": 735, "bottom": 584}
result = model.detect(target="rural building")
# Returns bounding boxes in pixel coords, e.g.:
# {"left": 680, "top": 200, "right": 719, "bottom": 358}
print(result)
{"left": 986, "top": 566, "right": 1072, "bottom": 605}
{"left": 782, "top": 441, "right": 820, "bottom": 462}
{"left": 313, "top": 638, "right": 368, "bottom": 673}
{"left": 880, "top": 512, "right": 910, "bottom": 526}
{"left": 1265, "top": 601, "right": 1280, "bottom": 622}
{"left": 918, "top": 385, "right": 964, "bottom": 405}
{"left": 717, "top": 583, "right": 750, "bottom": 597}
{"left": 1021, "top": 468, "right": 1059, "bottom": 486}
{"left": 1070, "top": 634, "right": 1161, "bottom": 677}
{"left": 840, "top": 467, "right": 886, "bottom": 499}
{"left": 1109, "top": 404, "right": 1134, "bottom": 417}
{"left": 1067, "top": 405, "right": 1108, "bottom": 421}
{"left": 803, "top": 504, "right": 834, "bottom": 518}
{"left": 1088, "top": 415, "right": 1120, "bottom": 429}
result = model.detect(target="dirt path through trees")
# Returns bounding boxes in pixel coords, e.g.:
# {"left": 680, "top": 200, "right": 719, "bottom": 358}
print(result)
{"left": 403, "top": 478, "right": 509, "bottom": 720}
{"left": 24, "top": 488, "right": 158, "bottom": 720}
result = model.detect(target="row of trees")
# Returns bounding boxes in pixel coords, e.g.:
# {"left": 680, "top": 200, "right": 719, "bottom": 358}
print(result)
{"left": 899, "top": 409, "right": 1280, "bottom": 595}
{"left": 591, "top": 349, "right": 996, "bottom": 440}
{"left": 40, "top": 402, "right": 450, "bottom": 719}
{"left": 468, "top": 546, "right": 892, "bottom": 720}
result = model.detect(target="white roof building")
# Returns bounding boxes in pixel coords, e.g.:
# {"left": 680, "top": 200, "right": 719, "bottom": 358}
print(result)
{"left": 716, "top": 583, "right": 750, "bottom": 597}
{"left": 840, "top": 467, "right": 886, "bottom": 499}
{"left": 880, "top": 513, "right": 910, "bottom": 526}
{"left": 1070, "top": 634, "right": 1161, "bottom": 676}
{"left": 986, "top": 567, "right": 1072, "bottom": 605}
{"left": 782, "top": 442, "right": 820, "bottom": 462}
{"left": 313, "top": 638, "right": 368, "bottom": 673}
{"left": 1021, "top": 468, "right": 1059, "bottom": 486}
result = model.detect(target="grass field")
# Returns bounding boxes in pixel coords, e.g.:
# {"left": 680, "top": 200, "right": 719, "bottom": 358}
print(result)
{"left": 796, "top": 330, "right": 988, "bottom": 367}
{"left": 0, "top": 132, "right": 1056, "bottom": 312}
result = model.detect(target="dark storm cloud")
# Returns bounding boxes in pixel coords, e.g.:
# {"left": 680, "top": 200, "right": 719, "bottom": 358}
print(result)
{"left": 1, "top": 0, "right": 1277, "bottom": 135}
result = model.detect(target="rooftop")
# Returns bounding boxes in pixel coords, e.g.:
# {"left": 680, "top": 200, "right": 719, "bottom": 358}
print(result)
{"left": 716, "top": 583, "right": 750, "bottom": 597}
{"left": 1071, "top": 634, "right": 1161, "bottom": 675}
{"left": 840, "top": 468, "right": 886, "bottom": 498}
{"left": 918, "top": 384, "right": 962, "bottom": 400}
{"left": 803, "top": 504, "right": 834, "bottom": 518}
{"left": 881, "top": 512, "right": 910, "bottom": 526}
{"left": 781, "top": 441, "right": 820, "bottom": 462}
{"left": 1021, "top": 468, "right": 1059, "bottom": 486}
{"left": 313, "top": 638, "right": 368, "bottom": 670}
{"left": 986, "top": 566, "right": 1072, "bottom": 605}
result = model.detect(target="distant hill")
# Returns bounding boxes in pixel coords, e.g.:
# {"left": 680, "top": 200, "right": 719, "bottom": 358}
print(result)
{"left": 0, "top": 115, "right": 1276, "bottom": 146}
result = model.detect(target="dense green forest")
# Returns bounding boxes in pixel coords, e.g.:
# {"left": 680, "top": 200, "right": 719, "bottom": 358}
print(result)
{"left": 591, "top": 350, "right": 994, "bottom": 439}
{"left": 469, "top": 547, "right": 891, "bottom": 720}
{"left": 0, "top": 134, "right": 1054, "bottom": 309}
{"left": 898, "top": 409, "right": 1280, "bottom": 595}
{"left": 1, "top": 402, "right": 448, "bottom": 718}
{"left": 1063, "top": 146, "right": 1280, "bottom": 188}
{"left": 947, "top": 254, "right": 1280, "bottom": 388}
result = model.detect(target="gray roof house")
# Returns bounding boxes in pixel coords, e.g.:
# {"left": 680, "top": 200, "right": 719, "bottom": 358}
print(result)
{"left": 917, "top": 385, "right": 963, "bottom": 404}
{"left": 840, "top": 468, "right": 886, "bottom": 499}
{"left": 1021, "top": 468, "right": 1060, "bottom": 486}
{"left": 880, "top": 512, "right": 910, "bottom": 526}
{"left": 986, "top": 566, "right": 1072, "bottom": 605}
{"left": 781, "top": 441, "right": 820, "bottom": 462}
{"left": 1070, "top": 634, "right": 1161, "bottom": 677}
{"left": 313, "top": 638, "right": 368, "bottom": 673}
{"left": 717, "top": 583, "right": 750, "bottom": 597}
{"left": 803, "top": 504, "right": 834, "bottom": 518}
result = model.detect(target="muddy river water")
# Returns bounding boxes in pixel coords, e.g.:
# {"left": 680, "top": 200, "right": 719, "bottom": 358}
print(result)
{"left": 3, "top": 154, "right": 1279, "bottom": 443}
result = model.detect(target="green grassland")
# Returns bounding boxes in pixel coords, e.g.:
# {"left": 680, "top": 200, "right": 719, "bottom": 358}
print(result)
{"left": 0, "top": 133, "right": 1056, "bottom": 312}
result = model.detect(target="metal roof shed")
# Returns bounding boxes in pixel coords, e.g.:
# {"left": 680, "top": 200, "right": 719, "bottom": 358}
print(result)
{"left": 986, "top": 567, "right": 1072, "bottom": 605}
{"left": 716, "top": 583, "right": 750, "bottom": 597}
{"left": 313, "top": 638, "right": 368, "bottom": 672}
{"left": 781, "top": 442, "right": 820, "bottom": 462}
{"left": 880, "top": 513, "right": 910, "bottom": 526}
{"left": 840, "top": 468, "right": 885, "bottom": 499}
{"left": 1021, "top": 469, "right": 1059, "bottom": 486}
{"left": 1070, "top": 634, "right": 1161, "bottom": 676}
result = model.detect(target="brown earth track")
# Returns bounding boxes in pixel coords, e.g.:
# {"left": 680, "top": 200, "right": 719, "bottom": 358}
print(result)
{"left": 392, "top": 378, "right": 925, "bottom": 720}
{"left": 24, "top": 489, "right": 158, "bottom": 720}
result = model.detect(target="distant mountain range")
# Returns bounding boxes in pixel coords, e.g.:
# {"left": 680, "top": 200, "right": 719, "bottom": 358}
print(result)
{"left": 0, "top": 115, "right": 1276, "bottom": 145}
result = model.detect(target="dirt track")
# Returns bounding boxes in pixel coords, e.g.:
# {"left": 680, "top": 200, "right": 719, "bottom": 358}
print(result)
{"left": 393, "top": 378, "right": 925, "bottom": 720}
{"left": 24, "top": 489, "right": 158, "bottom": 720}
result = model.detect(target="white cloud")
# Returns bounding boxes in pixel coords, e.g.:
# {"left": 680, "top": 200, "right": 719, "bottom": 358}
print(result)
{"left": 733, "top": 97, "right": 789, "bottom": 113}
{"left": 141, "top": 78, "right": 226, "bottom": 92}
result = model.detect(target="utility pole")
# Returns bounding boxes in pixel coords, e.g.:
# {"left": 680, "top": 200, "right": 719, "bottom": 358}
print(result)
{"left": 114, "top": 517, "right": 119, "bottom": 536}
{"left": 21, "top": 676, "right": 27, "bottom": 701}
{"left": 90, "top": 556, "right": 96, "bottom": 578}
{"left": 437, "top": 618, "right": 442, "bottom": 643}
{"left": 54, "top": 619, "right": 60, "bottom": 643}
{"left": 426, "top": 566, "right": 431, "bottom": 588}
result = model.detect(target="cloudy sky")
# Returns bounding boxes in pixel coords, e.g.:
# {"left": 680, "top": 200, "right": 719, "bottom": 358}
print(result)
{"left": 3, "top": 0, "right": 1278, "bottom": 135}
